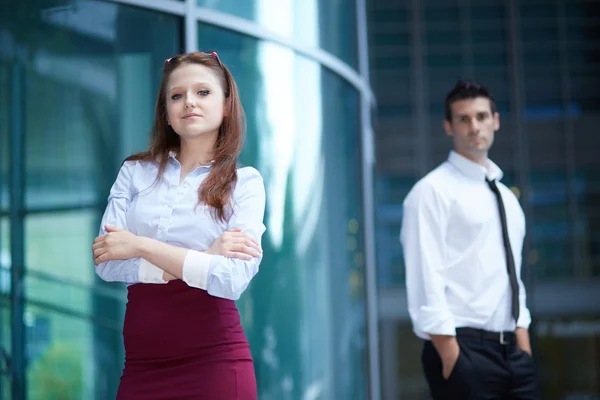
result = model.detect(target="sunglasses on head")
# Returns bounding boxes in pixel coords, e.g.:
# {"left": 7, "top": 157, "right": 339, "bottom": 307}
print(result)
{"left": 164, "top": 51, "right": 224, "bottom": 69}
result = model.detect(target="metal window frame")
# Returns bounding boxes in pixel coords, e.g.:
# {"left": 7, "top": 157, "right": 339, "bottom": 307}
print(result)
{"left": 356, "top": 0, "right": 381, "bottom": 399}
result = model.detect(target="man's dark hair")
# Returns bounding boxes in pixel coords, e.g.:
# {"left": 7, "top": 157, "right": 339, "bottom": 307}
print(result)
{"left": 444, "top": 80, "right": 497, "bottom": 122}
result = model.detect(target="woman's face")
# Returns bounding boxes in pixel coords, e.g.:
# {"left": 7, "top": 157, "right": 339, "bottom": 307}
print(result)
{"left": 165, "top": 63, "right": 225, "bottom": 141}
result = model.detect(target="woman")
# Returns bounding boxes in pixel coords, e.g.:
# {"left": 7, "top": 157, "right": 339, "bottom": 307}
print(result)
{"left": 92, "top": 51, "right": 266, "bottom": 399}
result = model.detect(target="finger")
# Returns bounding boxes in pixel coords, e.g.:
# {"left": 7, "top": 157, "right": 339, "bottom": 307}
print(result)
{"left": 93, "top": 248, "right": 107, "bottom": 258}
{"left": 243, "top": 238, "right": 261, "bottom": 253}
{"left": 94, "top": 248, "right": 115, "bottom": 264}
{"left": 223, "top": 243, "right": 242, "bottom": 253}
{"left": 94, "top": 248, "right": 109, "bottom": 260}
{"left": 93, "top": 235, "right": 106, "bottom": 245}
{"left": 226, "top": 231, "right": 249, "bottom": 239}
{"left": 230, "top": 233, "right": 256, "bottom": 243}
{"left": 229, "top": 244, "right": 260, "bottom": 257}
{"left": 222, "top": 231, "right": 246, "bottom": 241}
{"left": 92, "top": 241, "right": 104, "bottom": 251}
{"left": 243, "top": 233, "right": 259, "bottom": 246}
{"left": 228, "top": 228, "right": 242, "bottom": 232}
{"left": 104, "top": 225, "right": 122, "bottom": 233}
{"left": 242, "top": 243, "right": 261, "bottom": 256}
{"left": 226, "top": 251, "right": 253, "bottom": 261}
{"left": 230, "top": 236, "right": 260, "bottom": 253}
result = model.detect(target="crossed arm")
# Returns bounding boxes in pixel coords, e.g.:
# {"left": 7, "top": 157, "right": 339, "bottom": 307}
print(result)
{"left": 92, "top": 162, "right": 266, "bottom": 300}
{"left": 92, "top": 226, "right": 261, "bottom": 282}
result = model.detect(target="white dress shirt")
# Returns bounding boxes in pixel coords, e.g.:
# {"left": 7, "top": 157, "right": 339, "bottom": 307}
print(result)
{"left": 400, "top": 150, "right": 531, "bottom": 339}
{"left": 95, "top": 152, "right": 266, "bottom": 301}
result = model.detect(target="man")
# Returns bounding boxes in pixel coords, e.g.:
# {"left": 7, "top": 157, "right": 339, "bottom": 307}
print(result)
{"left": 400, "top": 80, "right": 540, "bottom": 399}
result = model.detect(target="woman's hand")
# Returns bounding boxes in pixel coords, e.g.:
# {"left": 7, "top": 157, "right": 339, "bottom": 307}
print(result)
{"left": 206, "top": 228, "right": 262, "bottom": 261}
{"left": 92, "top": 225, "right": 142, "bottom": 265}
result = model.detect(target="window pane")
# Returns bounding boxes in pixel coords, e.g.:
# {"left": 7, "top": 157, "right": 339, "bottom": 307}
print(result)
{"left": 1, "top": 217, "right": 9, "bottom": 295}
{"left": 198, "top": 24, "right": 367, "bottom": 399}
{"left": 16, "top": 1, "right": 181, "bottom": 210}
{"left": 0, "top": 217, "right": 9, "bottom": 399}
{"left": 196, "top": 0, "right": 358, "bottom": 67}
{"left": 24, "top": 210, "right": 124, "bottom": 398}
{"left": 25, "top": 306, "right": 122, "bottom": 400}
{"left": 535, "top": 316, "right": 600, "bottom": 398}
{"left": 0, "top": 302, "right": 10, "bottom": 400}
{"left": 0, "top": 61, "right": 8, "bottom": 212}
{"left": 25, "top": 210, "right": 96, "bottom": 282}
{"left": 379, "top": 320, "right": 428, "bottom": 399}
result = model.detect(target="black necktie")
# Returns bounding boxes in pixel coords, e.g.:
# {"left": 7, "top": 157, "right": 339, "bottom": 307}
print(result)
{"left": 486, "top": 178, "right": 520, "bottom": 323}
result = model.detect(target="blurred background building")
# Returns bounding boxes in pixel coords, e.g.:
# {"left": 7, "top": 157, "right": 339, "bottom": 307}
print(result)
{"left": 0, "top": 0, "right": 377, "bottom": 399}
{"left": 368, "top": 0, "right": 600, "bottom": 399}
{"left": 0, "top": 0, "right": 598, "bottom": 400}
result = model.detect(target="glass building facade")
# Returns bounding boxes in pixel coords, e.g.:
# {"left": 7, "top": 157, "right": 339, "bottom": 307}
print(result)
{"left": 0, "top": 1, "right": 379, "bottom": 399}
{"left": 368, "top": 0, "right": 600, "bottom": 399}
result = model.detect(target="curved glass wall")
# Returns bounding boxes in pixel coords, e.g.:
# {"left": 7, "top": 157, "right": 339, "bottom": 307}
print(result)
{"left": 1, "top": 0, "right": 371, "bottom": 399}
{"left": 196, "top": 0, "right": 358, "bottom": 67}
{"left": 198, "top": 24, "right": 367, "bottom": 399}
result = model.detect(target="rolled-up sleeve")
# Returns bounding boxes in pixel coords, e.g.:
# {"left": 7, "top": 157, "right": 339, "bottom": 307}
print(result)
{"left": 182, "top": 169, "right": 266, "bottom": 300}
{"left": 516, "top": 279, "right": 532, "bottom": 329}
{"left": 95, "top": 161, "right": 165, "bottom": 285}
{"left": 400, "top": 182, "right": 454, "bottom": 338}
{"left": 516, "top": 218, "right": 532, "bottom": 329}
{"left": 513, "top": 208, "right": 531, "bottom": 329}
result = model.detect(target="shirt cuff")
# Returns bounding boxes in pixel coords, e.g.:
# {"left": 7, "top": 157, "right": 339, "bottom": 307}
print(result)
{"left": 182, "top": 250, "right": 214, "bottom": 290}
{"left": 138, "top": 259, "right": 167, "bottom": 284}
{"left": 517, "top": 307, "right": 532, "bottom": 329}
{"left": 418, "top": 306, "right": 456, "bottom": 336}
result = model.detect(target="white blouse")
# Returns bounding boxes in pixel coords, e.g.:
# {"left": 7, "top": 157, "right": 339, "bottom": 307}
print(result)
{"left": 95, "top": 152, "right": 266, "bottom": 300}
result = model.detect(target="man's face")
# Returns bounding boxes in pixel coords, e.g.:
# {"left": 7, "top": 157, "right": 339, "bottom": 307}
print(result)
{"left": 444, "top": 97, "right": 500, "bottom": 160}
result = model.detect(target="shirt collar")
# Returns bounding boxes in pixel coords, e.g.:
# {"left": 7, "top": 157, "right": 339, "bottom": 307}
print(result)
{"left": 168, "top": 151, "right": 214, "bottom": 171}
{"left": 447, "top": 150, "right": 503, "bottom": 182}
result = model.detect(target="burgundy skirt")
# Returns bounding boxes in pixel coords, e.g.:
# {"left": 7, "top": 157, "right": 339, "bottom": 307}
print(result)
{"left": 116, "top": 280, "right": 257, "bottom": 400}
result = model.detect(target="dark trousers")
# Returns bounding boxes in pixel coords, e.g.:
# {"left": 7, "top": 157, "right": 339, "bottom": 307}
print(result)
{"left": 421, "top": 329, "right": 540, "bottom": 400}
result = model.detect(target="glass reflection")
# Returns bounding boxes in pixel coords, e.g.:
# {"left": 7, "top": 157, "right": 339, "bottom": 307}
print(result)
{"left": 26, "top": 307, "right": 92, "bottom": 400}
{"left": 0, "top": 61, "right": 8, "bottom": 212}
{"left": 198, "top": 23, "right": 367, "bottom": 399}
{"left": 2, "top": 2, "right": 182, "bottom": 398}
{"left": 196, "top": 0, "right": 358, "bottom": 67}
{"left": 15, "top": 1, "right": 180, "bottom": 210}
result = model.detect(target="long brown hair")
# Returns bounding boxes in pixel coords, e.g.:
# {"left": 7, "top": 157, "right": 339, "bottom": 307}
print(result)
{"left": 126, "top": 52, "right": 246, "bottom": 222}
